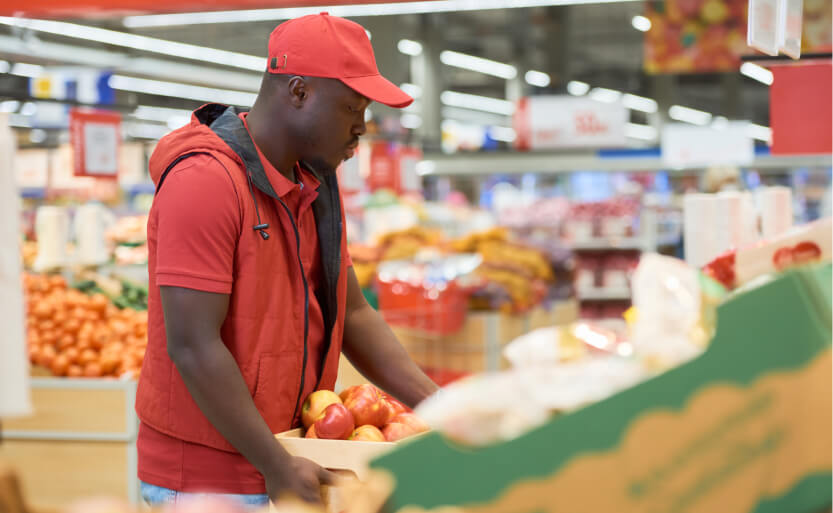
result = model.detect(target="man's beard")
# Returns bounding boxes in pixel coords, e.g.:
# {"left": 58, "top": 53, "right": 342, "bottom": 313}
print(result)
{"left": 301, "top": 157, "right": 338, "bottom": 176}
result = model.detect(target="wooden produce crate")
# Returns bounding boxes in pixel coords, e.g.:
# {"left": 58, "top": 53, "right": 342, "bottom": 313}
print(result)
{"left": 527, "top": 299, "right": 580, "bottom": 330}
{"left": 275, "top": 429, "right": 423, "bottom": 513}
{"left": 390, "top": 311, "right": 522, "bottom": 374}
{"left": 275, "top": 429, "right": 399, "bottom": 480}
{"left": 0, "top": 378, "right": 138, "bottom": 510}
{"left": 390, "top": 300, "right": 577, "bottom": 375}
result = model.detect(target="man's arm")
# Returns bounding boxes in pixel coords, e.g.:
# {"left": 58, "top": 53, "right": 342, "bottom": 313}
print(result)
{"left": 161, "top": 286, "right": 334, "bottom": 503}
{"left": 340, "top": 268, "right": 439, "bottom": 408}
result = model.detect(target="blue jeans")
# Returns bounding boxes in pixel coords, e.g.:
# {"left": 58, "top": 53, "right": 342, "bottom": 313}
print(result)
{"left": 140, "top": 482, "right": 269, "bottom": 510}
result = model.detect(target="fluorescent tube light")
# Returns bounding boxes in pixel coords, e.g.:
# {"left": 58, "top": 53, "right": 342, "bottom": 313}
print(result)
{"left": 440, "top": 90, "right": 515, "bottom": 116}
{"left": 622, "top": 93, "right": 658, "bottom": 113}
{"left": 589, "top": 87, "right": 622, "bottom": 103}
{"left": 132, "top": 105, "right": 192, "bottom": 123}
{"left": 0, "top": 17, "right": 266, "bottom": 72}
{"left": 439, "top": 50, "right": 517, "bottom": 79}
{"left": 397, "top": 39, "right": 423, "bottom": 56}
{"left": 567, "top": 80, "right": 590, "bottom": 96}
{"left": 524, "top": 70, "right": 551, "bottom": 87}
{"left": 740, "top": 62, "right": 774, "bottom": 85}
{"left": 124, "top": 0, "right": 644, "bottom": 28}
{"left": 668, "top": 105, "right": 712, "bottom": 125}
{"left": 400, "top": 83, "right": 423, "bottom": 98}
{"left": 109, "top": 75, "right": 256, "bottom": 106}
{"left": 631, "top": 15, "right": 652, "bottom": 31}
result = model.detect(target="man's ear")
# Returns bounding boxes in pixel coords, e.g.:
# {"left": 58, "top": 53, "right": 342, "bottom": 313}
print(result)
{"left": 288, "top": 76, "right": 309, "bottom": 108}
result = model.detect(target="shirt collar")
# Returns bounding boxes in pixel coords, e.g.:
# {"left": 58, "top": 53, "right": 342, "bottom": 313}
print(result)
{"left": 239, "top": 112, "right": 320, "bottom": 198}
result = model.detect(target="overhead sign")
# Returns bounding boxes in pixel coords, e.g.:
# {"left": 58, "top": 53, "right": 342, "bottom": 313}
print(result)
{"left": 514, "top": 96, "right": 627, "bottom": 150}
{"left": 662, "top": 122, "right": 755, "bottom": 168}
{"left": 69, "top": 108, "right": 121, "bottom": 179}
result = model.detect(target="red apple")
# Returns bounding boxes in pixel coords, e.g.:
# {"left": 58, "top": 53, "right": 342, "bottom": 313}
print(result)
{"left": 305, "top": 425, "right": 318, "bottom": 439}
{"left": 391, "top": 413, "right": 429, "bottom": 433}
{"left": 340, "top": 384, "right": 389, "bottom": 427}
{"left": 312, "top": 403, "right": 355, "bottom": 440}
{"left": 383, "top": 394, "right": 410, "bottom": 416}
{"left": 301, "top": 390, "right": 342, "bottom": 428}
{"left": 348, "top": 424, "right": 386, "bottom": 442}
{"left": 382, "top": 422, "right": 416, "bottom": 442}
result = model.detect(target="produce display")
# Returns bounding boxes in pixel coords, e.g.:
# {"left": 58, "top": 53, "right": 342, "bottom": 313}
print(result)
{"left": 301, "top": 385, "right": 428, "bottom": 442}
{"left": 703, "top": 217, "right": 831, "bottom": 289}
{"left": 452, "top": 228, "right": 554, "bottom": 312}
{"left": 22, "top": 273, "right": 147, "bottom": 378}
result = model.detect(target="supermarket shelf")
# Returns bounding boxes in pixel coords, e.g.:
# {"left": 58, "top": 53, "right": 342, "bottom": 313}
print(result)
{"left": 568, "top": 234, "right": 679, "bottom": 251}
{"left": 418, "top": 149, "right": 833, "bottom": 176}
{"left": 576, "top": 287, "right": 631, "bottom": 301}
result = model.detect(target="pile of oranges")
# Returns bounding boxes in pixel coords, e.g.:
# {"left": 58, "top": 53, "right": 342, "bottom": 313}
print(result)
{"left": 23, "top": 273, "right": 147, "bottom": 379}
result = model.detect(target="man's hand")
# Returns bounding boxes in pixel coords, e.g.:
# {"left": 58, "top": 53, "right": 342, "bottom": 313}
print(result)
{"left": 266, "top": 457, "right": 338, "bottom": 504}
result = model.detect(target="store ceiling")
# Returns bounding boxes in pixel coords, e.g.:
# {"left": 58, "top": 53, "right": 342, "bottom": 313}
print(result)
{"left": 0, "top": 3, "right": 773, "bottom": 143}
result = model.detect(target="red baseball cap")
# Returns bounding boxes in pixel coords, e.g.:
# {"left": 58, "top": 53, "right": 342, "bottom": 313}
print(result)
{"left": 267, "top": 12, "right": 413, "bottom": 108}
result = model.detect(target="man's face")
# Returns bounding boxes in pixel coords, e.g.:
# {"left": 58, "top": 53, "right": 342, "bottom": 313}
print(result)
{"left": 297, "top": 78, "right": 371, "bottom": 172}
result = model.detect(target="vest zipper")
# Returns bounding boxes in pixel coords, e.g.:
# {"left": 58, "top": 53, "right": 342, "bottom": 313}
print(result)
{"left": 275, "top": 198, "right": 310, "bottom": 425}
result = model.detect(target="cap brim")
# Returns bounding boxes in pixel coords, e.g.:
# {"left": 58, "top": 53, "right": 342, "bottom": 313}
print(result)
{"left": 341, "top": 74, "right": 413, "bottom": 108}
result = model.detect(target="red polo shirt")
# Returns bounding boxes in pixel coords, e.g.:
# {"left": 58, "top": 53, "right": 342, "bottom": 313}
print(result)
{"left": 138, "top": 113, "right": 330, "bottom": 493}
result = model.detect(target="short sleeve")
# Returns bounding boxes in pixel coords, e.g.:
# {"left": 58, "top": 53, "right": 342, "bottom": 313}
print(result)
{"left": 153, "top": 155, "right": 240, "bottom": 294}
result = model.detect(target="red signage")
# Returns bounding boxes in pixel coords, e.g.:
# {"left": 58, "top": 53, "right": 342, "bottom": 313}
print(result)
{"left": 770, "top": 62, "right": 832, "bottom": 155}
{"left": 69, "top": 108, "right": 121, "bottom": 179}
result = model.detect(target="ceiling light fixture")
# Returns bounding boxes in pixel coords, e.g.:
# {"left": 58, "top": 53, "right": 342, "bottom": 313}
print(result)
{"left": 0, "top": 17, "right": 266, "bottom": 72}
{"left": 132, "top": 105, "right": 192, "bottom": 123}
{"left": 668, "top": 105, "right": 712, "bottom": 125}
{"left": 740, "top": 62, "right": 774, "bottom": 86}
{"left": 621, "top": 93, "right": 658, "bottom": 113}
{"left": 567, "top": 80, "right": 590, "bottom": 96}
{"left": 400, "top": 83, "right": 423, "bottom": 98}
{"left": 124, "top": 0, "right": 644, "bottom": 28}
{"left": 440, "top": 90, "right": 515, "bottom": 116}
{"left": 589, "top": 87, "right": 622, "bottom": 103}
{"left": 524, "top": 70, "right": 551, "bottom": 87}
{"left": 109, "top": 75, "right": 256, "bottom": 106}
{"left": 397, "top": 39, "right": 423, "bottom": 56}
{"left": 631, "top": 15, "right": 652, "bottom": 32}
{"left": 440, "top": 50, "right": 517, "bottom": 79}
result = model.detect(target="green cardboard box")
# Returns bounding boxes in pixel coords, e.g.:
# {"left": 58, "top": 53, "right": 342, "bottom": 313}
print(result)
{"left": 373, "top": 265, "right": 832, "bottom": 513}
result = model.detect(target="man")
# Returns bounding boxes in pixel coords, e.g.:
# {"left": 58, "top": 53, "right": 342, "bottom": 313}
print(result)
{"left": 135, "top": 13, "right": 438, "bottom": 507}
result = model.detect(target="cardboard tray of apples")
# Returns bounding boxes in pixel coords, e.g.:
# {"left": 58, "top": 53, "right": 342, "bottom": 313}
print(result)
{"left": 275, "top": 384, "right": 429, "bottom": 479}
